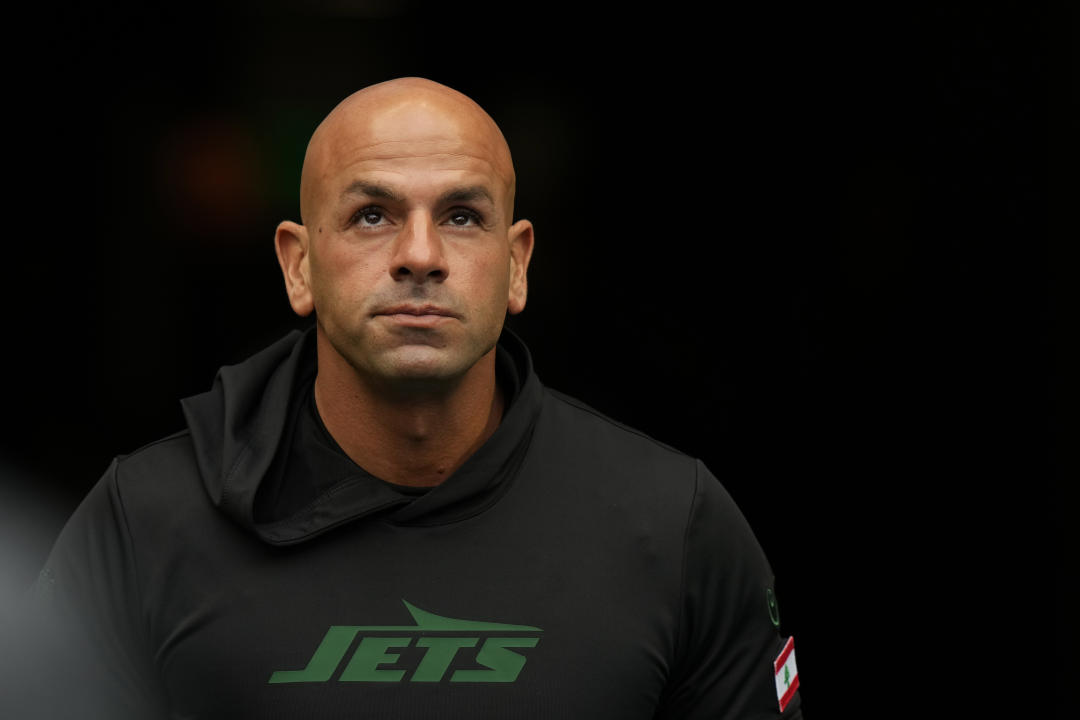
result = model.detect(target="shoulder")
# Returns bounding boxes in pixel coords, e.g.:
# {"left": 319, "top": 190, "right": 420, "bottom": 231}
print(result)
{"left": 106, "top": 430, "right": 216, "bottom": 535}
{"left": 110, "top": 430, "right": 200, "bottom": 497}
{"left": 533, "top": 386, "right": 710, "bottom": 510}
{"left": 541, "top": 387, "right": 694, "bottom": 465}
{"left": 35, "top": 430, "right": 204, "bottom": 603}
{"left": 534, "top": 387, "right": 755, "bottom": 530}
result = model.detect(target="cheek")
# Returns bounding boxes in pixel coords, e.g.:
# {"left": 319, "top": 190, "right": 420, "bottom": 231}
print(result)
{"left": 460, "top": 250, "right": 511, "bottom": 309}
{"left": 310, "top": 242, "right": 377, "bottom": 313}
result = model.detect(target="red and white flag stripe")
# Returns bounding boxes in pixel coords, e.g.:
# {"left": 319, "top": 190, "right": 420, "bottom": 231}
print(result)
{"left": 773, "top": 636, "right": 799, "bottom": 713}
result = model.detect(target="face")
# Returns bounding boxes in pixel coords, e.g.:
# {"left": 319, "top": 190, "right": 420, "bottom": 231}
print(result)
{"left": 279, "top": 93, "right": 533, "bottom": 393}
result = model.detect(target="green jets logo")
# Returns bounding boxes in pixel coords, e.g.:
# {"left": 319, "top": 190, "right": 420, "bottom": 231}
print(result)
{"left": 269, "top": 600, "right": 542, "bottom": 684}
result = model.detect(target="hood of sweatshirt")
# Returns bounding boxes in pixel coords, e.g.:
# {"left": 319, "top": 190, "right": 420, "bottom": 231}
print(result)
{"left": 179, "top": 326, "right": 543, "bottom": 546}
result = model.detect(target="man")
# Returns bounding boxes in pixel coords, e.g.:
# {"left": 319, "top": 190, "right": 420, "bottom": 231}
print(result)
{"left": 10, "top": 78, "right": 803, "bottom": 718}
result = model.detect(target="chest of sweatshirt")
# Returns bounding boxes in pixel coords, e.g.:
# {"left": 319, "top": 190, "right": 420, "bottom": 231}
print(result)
{"left": 113, "top": 391, "right": 701, "bottom": 719}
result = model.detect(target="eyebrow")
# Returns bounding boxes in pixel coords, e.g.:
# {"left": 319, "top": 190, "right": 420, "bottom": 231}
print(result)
{"left": 342, "top": 180, "right": 403, "bottom": 203}
{"left": 437, "top": 185, "right": 495, "bottom": 207}
{"left": 341, "top": 181, "right": 495, "bottom": 208}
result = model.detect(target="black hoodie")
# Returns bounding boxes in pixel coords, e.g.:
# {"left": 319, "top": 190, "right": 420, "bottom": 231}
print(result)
{"left": 11, "top": 328, "right": 803, "bottom": 719}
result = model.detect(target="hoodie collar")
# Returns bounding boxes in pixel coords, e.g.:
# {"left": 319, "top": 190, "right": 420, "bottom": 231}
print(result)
{"left": 181, "top": 326, "right": 542, "bottom": 546}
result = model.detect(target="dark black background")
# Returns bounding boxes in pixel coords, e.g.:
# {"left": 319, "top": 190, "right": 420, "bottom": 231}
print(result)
{"left": 1, "top": 2, "right": 1073, "bottom": 717}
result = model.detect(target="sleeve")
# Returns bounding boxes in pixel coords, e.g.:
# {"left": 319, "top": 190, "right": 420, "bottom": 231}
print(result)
{"left": 653, "top": 461, "right": 804, "bottom": 719}
{"left": 2, "top": 460, "right": 169, "bottom": 720}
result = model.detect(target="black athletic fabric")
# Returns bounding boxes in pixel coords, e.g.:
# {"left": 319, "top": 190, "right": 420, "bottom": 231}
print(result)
{"left": 8, "top": 328, "right": 803, "bottom": 719}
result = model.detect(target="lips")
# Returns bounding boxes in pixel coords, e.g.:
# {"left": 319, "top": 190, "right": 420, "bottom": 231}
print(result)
{"left": 375, "top": 304, "right": 458, "bottom": 318}
{"left": 372, "top": 305, "right": 461, "bottom": 330}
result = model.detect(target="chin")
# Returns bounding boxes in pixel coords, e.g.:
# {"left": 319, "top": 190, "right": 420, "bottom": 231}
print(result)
{"left": 329, "top": 327, "right": 498, "bottom": 393}
{"left": 373, "top": 345, "right": 473, "bottom": 384}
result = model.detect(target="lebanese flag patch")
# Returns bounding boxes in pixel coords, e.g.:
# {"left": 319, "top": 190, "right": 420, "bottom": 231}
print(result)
{"left": 773, "top": 636, "right": 799, "bottom": 712}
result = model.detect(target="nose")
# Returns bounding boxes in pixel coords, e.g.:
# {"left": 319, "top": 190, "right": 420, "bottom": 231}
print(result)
{"left": 389, "top": 211, "right": 448, "bottom": 283}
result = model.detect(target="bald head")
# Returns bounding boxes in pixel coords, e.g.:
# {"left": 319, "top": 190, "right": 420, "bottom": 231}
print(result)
{"left": 273, "top": 76, "right": 535, "bottom": 413}
{"left": 299, "top": 78, "right": 517, "bottom": 227}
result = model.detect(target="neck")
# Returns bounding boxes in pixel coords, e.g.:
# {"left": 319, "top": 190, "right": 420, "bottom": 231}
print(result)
{"left": 312, "top": 333, "right": 505, "bottom": 488}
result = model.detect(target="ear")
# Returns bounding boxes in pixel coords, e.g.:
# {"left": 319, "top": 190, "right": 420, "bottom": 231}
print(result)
{"left": 506, "top": 219, "right": 534, "bottom": 315}
{"left": 275, "top": 220, "right": 314, "bottom": 317}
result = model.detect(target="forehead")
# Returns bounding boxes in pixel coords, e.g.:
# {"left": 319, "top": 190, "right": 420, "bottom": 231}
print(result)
{"left": 327, "top": 140, "right": 502, "bottom": 193}
{"left": 309, "top": 96, "right": 513, "bottom": 212}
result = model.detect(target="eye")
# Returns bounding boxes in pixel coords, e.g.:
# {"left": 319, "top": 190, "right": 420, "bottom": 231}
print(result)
{"left": 352, "top": 206, "right": 388, "bottom": 227}
{"left": 446, "top": 208, "right": 483, "bottom": 227}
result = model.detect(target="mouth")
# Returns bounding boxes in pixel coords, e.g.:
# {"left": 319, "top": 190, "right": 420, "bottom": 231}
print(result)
{"left": 373, "top": 304, "right": 460, "bottom": 327}
{"left": 376, "top": 304, "right": 458, "bottom": 317}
